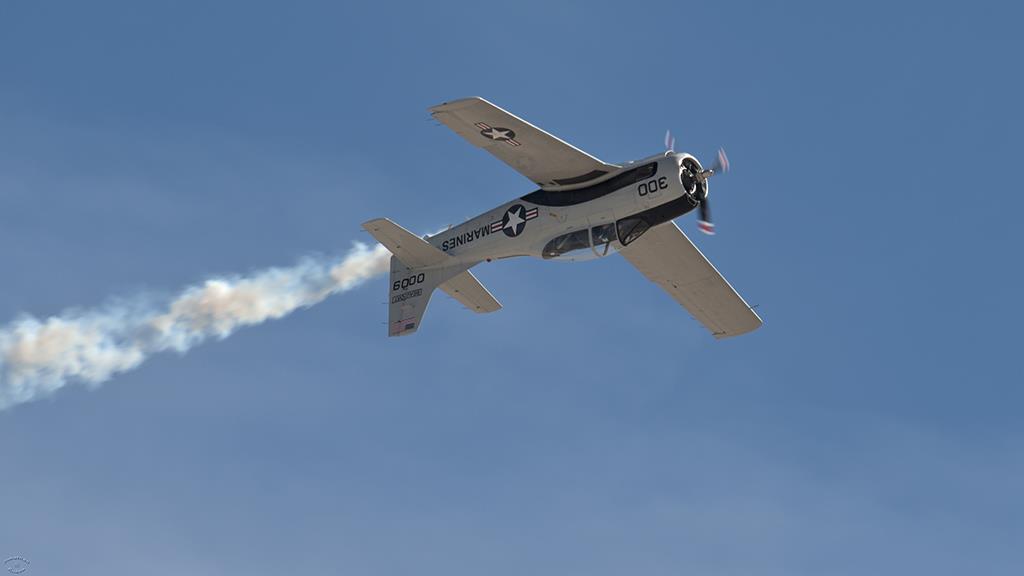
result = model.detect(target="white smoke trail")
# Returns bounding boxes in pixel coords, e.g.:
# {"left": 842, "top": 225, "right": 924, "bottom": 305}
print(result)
{"left": 0, "top": 242, "right": 391, "bottom": 410}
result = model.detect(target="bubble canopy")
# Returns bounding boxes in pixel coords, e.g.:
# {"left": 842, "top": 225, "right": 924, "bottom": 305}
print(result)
{"left": 542, "top": 222, "right": 625, "bottom": 260}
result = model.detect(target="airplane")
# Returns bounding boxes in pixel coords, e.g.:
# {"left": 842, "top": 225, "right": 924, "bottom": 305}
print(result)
{"left": 363, "top": 97, "right": 762, "bottom": 339}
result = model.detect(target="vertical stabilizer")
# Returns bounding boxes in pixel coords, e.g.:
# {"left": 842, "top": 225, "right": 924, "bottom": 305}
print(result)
{"left": 386, "top": 256, "right": 466, "bottom": 336}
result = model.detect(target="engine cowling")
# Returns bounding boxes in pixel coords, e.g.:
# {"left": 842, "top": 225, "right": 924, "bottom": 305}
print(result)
{"left": 679, "top": 156, "right": 708, "bottom": 203}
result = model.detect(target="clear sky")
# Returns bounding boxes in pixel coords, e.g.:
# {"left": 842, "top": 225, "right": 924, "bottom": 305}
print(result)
{"left": 1, "top": 1, "right": 1021, "bottom": 574}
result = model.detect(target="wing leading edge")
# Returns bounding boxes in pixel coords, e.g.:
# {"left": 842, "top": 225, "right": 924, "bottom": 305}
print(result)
{"left": 620, "top": 222, "right": 762, "bottom": 339}
{"left": 429, "top": 97, "right": 619, "bottom": 189}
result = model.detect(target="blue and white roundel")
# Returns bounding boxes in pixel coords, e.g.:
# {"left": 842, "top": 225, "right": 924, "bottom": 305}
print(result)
{"left": 490, "top": 204, "right": 539, "bottom": 237}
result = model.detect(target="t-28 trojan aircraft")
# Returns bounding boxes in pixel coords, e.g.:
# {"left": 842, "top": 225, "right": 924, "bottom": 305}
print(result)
{"left": 363, "top": 97, "right": 762, "bottom": 338}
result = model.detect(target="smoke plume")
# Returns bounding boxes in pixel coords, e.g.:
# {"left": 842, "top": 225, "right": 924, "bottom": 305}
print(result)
{"left": 0, "top": 242, "right": 391, "bottom": 410}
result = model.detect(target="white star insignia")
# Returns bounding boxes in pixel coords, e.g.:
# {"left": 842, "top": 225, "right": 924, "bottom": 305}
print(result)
{"left": 484, "top": 128, "right": 511, "bottom": 140}
{"left": 503, "top": 207, "right": 525, "bottom": 231}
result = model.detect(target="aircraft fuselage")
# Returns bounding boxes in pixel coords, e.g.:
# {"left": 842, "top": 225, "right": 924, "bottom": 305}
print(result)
{"left": 427, "top": 152, "right": 706, "bottom": 264}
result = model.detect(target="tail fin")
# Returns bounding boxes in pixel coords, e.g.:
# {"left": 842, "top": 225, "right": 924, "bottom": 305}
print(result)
{"left": 363, "top": 218, "right": 501, "bottom": 337}
{"left": 385, "top": 256, "right": 458, "bottom": 336}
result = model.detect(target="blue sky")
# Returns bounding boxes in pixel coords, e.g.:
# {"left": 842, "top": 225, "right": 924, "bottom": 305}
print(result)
{"left": 1, "top": 1, "right": 1022, "bottom": 574}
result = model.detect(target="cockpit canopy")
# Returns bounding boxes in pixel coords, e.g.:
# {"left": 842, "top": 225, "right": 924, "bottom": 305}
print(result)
{"left": 542, "top": 221, "right": 644, "bottom": 260}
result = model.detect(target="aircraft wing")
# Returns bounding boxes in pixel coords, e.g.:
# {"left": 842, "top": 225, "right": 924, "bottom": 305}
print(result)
{"left": 429, "top": 97, "right": 619, "bottom": 189}
{"left": 620, "top": 221, "right": 762, "bottom": 339}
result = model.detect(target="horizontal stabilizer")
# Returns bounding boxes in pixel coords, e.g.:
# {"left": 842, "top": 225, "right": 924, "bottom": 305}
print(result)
{"left": 440, "top": 270, "right": 501, "bottom": 313}
{"left": 362, "top": 218, "right": 448, "bottom": 268}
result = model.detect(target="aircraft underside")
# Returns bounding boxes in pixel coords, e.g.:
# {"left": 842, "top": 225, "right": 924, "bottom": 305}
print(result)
{"left": 363, "top": 97, "right": 761, "bottom": 339}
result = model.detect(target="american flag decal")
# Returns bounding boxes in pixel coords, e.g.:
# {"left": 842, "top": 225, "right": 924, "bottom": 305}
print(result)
{"left": 390, "top": 318, "right": 418, "bottom": 336}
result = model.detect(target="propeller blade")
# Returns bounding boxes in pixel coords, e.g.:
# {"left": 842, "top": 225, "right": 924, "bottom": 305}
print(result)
{"left": 711, "top": 147, "right": 730, "bottom": 173}
{"left": 664, "top": 130, "right": 675, "bottom": 152}
{"left": 698, "top": 201, "right": 715, "bottom": 235}
{"left": 692, "top": 148, "right": 727, "bottom": 235}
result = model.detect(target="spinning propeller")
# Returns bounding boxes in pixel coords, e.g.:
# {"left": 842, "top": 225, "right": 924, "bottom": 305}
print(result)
{"left": 665, "top": 130, "right": 729, "bottom": 236}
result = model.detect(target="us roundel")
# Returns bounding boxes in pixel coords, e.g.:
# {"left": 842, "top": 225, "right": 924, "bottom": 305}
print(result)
{"left": 502, "top": 205, "right": 527, "bottom": 237}
{"left": 494, "top": 204, "right": 539, "bottom": 237}
{"left": 480, "top": 126, "right": 516, "bottom": 141}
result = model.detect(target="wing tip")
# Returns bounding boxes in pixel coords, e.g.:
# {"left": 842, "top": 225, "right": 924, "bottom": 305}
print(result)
{"left": 712, "top": 316, "right": 764, "bottom": 340}
{"left": 361, "top": 217, "right": 396, "bottom": 236}
{"left": 428, "top": 96, "right": 489, "bottom": 113}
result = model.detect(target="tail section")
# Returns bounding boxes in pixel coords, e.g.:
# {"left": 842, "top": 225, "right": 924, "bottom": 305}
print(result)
{"left": 362, "top": 218, "right": 447, "bottom": 269}
{"left": 363, "top": 218, "right": 501, "bottom": 337}
{"left": 386, "top": 256, "right": 460, "bottom": 336}
{"left": 439, "top": 270, "right": 501, "bottom": 313}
